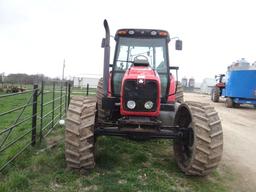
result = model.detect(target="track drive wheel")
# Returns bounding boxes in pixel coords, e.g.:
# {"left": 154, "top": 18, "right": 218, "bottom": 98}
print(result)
{"left": 225, "top": 97, "right": 234, "bottom": 108}
{"left": 211, "top": 86, "right": 220, "bottom": 102}
{"left": 173, "top": 101, "right": 223, "bottom": 176}
{"left": 96, "top": 78, "right": 109, "bottom": 123}
{"left": 175, "top": 81, "right": 184, "bottom": 103}
{"left": 65, "top": 96, "right": 96, "bottom": 169}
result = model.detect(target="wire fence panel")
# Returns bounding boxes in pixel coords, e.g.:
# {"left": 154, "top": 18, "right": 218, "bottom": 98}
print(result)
{"left": 71, "top": 83, "right": 97, "bottom": 96}
{"left": 0, "top": 81, "right": 71, "bottom": 172}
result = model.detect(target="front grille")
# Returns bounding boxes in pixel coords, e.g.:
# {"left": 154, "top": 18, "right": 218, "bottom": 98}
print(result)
{"left": 123, "top": 80, "right": 158, "bottom": 112}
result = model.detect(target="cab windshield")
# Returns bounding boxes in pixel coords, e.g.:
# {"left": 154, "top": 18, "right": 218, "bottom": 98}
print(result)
{"left": 114, "top": 37, "right": 168, "bottom": 73}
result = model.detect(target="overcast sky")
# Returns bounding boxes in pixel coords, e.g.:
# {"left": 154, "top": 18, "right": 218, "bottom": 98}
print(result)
{"left": 1, "top": 0, "right": 256, "bottom": 82}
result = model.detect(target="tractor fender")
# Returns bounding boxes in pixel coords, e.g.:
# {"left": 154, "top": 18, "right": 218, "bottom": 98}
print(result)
{"left": 158, "top": 102, "right": 181, "bottom": 127}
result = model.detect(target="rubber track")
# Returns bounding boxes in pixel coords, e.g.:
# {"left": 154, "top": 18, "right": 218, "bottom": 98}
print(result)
{"left": 65, "top": 96, "right": 96, "bottom": 169}
{"left": 175, "top": 81, "right": 184, "bottom": 103}
{"left": 176, "top": 101, "right": 223, "bottom": 176}
{"left": 96, "top": 78, "right": 109, "bottom": 123}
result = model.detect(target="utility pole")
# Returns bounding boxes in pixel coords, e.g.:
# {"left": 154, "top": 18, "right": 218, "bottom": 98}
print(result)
{"left": 62, "top": 59, "right": 65, "bottom": 80}
{"left": 1, "top": 72, "right": 4, "bottom": 83}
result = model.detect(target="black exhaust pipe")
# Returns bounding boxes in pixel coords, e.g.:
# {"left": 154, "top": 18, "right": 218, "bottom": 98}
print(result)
{"left": 102, "top": 19, "right": 110, "bottom": 96}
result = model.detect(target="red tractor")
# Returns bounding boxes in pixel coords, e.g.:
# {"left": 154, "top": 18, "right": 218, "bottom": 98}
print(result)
{"left": 65, "top": 20, "right": 223, "bottom": 176}
{"left": 211, "top": 74, "right": 225, "bottom": 102}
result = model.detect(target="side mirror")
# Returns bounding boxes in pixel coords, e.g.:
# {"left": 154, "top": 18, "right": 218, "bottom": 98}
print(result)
{"left": 175, "top": 40, "right": 182, "bottom": 50}
{"left": 101, "top": 38, "right": 106, "bottom": 48}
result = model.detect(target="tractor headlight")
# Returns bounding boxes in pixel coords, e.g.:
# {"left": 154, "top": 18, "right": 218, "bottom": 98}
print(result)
{"left": 128, "top": 30, "right": 135, "bottom": 35}
{"left": 144, "top": 101, "right": 154, "bottom": 110}
{"left": 127, "top": 100, "right": 136, "bottom": 109}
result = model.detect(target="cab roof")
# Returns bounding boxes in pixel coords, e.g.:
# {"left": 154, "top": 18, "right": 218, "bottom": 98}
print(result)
{"left": 115, "top": 28, "right": 170, "bottom": 42}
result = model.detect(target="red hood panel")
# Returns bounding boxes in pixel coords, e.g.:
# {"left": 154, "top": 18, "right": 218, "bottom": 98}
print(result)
{"left": 125, "top": 66, "right": 158, "bottom": 79}
{"left": 120, "top": 66, "right": 161, "bottom": 117}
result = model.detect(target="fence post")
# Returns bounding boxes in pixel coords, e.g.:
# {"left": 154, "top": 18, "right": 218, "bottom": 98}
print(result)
{"left": 86, "top": 83, "right": 89, "bottom": 96}
{"left": 40, "top": 81, "right": 44, "bottom": 142}
{"left": 64, "top": 81, "right": 67, "bottom": 113}
{"left": 67, "top": 82, "right": 71, "bottom": 106}
{"left": 51, "top": 82, "right": 55, "bottom": 128}
{"left": 32, "top": 84, "right": 38, "bottom": 146}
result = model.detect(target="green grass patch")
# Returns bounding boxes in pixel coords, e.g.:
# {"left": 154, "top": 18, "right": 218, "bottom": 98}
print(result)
{"left": 0, "top": 127, "right": 232, "bottom": 192}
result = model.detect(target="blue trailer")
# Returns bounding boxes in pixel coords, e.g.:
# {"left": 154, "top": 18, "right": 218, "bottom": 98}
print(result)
{"left": 211, "top": 64, "right": 256, "bottom": 108}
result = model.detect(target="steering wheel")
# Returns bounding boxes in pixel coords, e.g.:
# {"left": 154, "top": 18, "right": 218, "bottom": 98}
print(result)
{"left": 133, "top": 55, "right": 149, "bottom": 61}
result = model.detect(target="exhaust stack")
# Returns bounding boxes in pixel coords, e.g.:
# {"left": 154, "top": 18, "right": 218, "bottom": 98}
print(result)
{"left": 102, "top": 19, "right": 110, "bottom": 96}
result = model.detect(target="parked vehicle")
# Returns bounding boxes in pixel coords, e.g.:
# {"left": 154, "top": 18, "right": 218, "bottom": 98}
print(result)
{"left": 211, "top": 59, "right": 256, "bottom": 108}
{"left": 64, "top": 20, "right": 223, "bottom": 176}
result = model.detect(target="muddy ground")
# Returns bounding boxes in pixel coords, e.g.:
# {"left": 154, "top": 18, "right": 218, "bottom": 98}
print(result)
{"left": 185, "top": 92, "right": 256, "bottom": 192}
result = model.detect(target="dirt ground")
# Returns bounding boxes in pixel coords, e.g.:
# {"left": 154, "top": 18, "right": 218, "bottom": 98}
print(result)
{"left": 185, "top": 92, "right": 256, "bottom": 192}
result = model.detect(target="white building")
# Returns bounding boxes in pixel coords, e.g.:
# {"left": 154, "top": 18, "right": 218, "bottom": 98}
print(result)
{"left": 200, "top": 78, "right": 216, "bottom": 94}
{"left": 73, "top": 77, "right": 100, "bottom": 88}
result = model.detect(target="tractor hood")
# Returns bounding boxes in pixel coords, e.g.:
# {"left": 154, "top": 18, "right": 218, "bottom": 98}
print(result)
{"left": 125, "top": 66, "right": 159, "bottom": 80}
{"left": 120, "top": 66, "right": 161, "bottom": 117}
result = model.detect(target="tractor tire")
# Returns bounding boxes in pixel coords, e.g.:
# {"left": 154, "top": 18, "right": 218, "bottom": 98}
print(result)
{"left": 96, "top": 78, "right": 109, "bottom": 123}
{"left": 211, "top": 87, "right": 220, "bottom": 102}
{"left": 226, "top": 97, "right": 234, "bottom": 108}
{"left": 65, "top": 96, "right": 96, "bottom": 169}
{"left": 175, "top": 81, "right": 184, "bottom": 103}
{"left": 173, "top": 101, "right": 223, "bottom": 176}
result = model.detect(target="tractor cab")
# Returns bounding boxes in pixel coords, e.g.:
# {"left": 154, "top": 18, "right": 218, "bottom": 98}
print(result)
{"left": 215, "top": 74, "right": 226, "bottom": 88}
{"left": 112, "top": 29, "right": 182, "bottom": 100}
{"left": 101, "top": 20, "right": 183, "bottom": 119}
{"left": 112, "top": 29, "right": 171, "bottom": 100}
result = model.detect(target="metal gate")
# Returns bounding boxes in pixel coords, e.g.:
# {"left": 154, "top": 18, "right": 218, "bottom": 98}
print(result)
{"left": 0, "top": 81, "right": 71, "bottom": 171}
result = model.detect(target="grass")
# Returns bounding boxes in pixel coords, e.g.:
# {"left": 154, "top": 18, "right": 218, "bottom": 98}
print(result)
{"left": 71, "top": 87, "right": 97, "bottom": 96}
{"left": 0, "top": 90, "right": 234, "bottom": 192}
{"left": 0, "top": 127, "right": 233, "bottom": 192}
